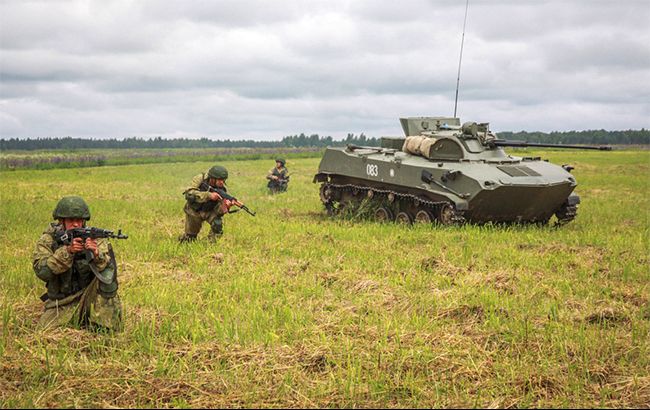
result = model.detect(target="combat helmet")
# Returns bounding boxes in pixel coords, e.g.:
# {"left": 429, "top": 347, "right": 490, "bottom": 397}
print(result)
{"left": 208, "top": 165, "right": 228, "bottom": 180}
{"left": 52, "top": 196, "right": 91, "bottom": 220}
{"left": 275, "top": 158, "right": 286, "bottom": 166}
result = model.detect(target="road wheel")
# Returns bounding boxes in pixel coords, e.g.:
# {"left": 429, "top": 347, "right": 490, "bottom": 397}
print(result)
{"left": 414, "top": 209, "right": 434, "bottom": 224}
{"left": 436, "top": 204, "right": 455, "bottom": 225}
{"left": 395, "top": 211, "right": 413, "bottom": 225}
{"left": 319, "top": 184, "right": 333, "bottom": 203}
{"left": 374, "top": 207, "right": 393, "bottom": 222}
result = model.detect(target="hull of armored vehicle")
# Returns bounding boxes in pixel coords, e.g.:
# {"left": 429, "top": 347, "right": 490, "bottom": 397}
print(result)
{"left": 313, "top": 117, "right": 594, "bottom": 225}
{"left": 314, "top": 147, "right": 577, "bottom": 224}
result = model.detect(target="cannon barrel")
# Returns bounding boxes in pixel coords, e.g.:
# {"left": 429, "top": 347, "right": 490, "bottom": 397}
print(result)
{"left": 492, "top": 140, "right": 612, "bottom": 151}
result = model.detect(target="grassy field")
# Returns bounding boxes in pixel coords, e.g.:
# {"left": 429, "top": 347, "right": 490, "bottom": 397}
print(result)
{"left": 0, "top": 150, "right": 648, "bottom": 408}
{"left": 0, "top": 147, "right": 322, "bottom": 170}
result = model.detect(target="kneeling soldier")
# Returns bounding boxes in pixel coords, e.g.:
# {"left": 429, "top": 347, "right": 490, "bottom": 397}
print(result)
{"left": 33, "top": 196, "right": 123, "bottom": 331}
{"left": 179, "top": 165, "right": 234, "bottom": 242}
{"left": 266, "top": 158, "right": 290, "bottom": 193}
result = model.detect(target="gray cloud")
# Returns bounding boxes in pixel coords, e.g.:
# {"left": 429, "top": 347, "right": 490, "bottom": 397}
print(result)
{"left": 1, "top": 0, "right": 648, "bottom": 138}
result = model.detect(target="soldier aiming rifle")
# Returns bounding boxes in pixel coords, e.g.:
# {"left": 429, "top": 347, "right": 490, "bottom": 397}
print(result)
{"left": 32, "top": 196, "right": 126, "bottom": 331}
{"left": 179, "top": 165, "right": 254, "bottom": 243}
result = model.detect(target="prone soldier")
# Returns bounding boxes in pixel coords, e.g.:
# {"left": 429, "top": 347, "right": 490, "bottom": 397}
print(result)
{"left": 32, "top": 196, "right": 123, "bottom": 331}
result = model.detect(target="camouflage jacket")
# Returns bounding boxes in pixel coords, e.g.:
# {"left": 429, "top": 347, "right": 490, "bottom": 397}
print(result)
{"left": 33, "top": 223, "right": 112, "bottom": 300}
{"left": 183, "top": 170, "right": 226, "bottom": 214}
{"left": 267, "top": 166, "right": 289, "bottom": 180}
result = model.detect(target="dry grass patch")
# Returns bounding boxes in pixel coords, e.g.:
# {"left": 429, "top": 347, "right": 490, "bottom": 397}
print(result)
{"left": 419, "top": 255, "right": 470, "bottom": 277}
{"left": 583, "top": 307, "right": 630, "bottom": 326}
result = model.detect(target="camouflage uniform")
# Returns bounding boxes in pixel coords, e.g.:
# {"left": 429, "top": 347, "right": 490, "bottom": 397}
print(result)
{"left": 33, "top": 223, "right": 122, "bottom": 331}
{"left": 180, "top": 169, "right": 228, "bottom": 242}
{"left": 267, "top": 160, "right": 289, "bottom": 193}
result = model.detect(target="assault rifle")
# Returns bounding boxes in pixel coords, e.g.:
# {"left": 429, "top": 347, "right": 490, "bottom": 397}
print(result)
{"left": 57, "top": 227, "right": 129, "bottom": 245}
{"left": 55, "top": 226, "right": 128, "bottom": 263}
{"left": 266, "top": 171, "right": 290, "bottom": 182}
{"left": 200, "top": 182, "right": 257, "bottom": 216}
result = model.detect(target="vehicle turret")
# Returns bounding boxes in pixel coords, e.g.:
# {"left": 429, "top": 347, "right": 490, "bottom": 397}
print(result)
{"left": 382, "top": 117, "right": 611, "bottom": 162}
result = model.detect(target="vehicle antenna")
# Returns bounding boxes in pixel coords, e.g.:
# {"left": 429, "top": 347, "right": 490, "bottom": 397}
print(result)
{"left": 453, "top": 0, "right": 470, "bottom": 118}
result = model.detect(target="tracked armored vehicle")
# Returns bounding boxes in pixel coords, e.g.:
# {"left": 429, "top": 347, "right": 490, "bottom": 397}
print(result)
{"left": 314, "top": 117, "right": 611, "bottom": 225}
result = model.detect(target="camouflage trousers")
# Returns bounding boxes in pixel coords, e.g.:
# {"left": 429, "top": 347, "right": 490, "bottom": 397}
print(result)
{"left": 37, "top": 277, "right": 123, "bottom": 331}
{"left": 268, "top": 180, "right": 288, "bottom": 193}
{"left": 182, "top": 202, "right": 223, "bottom": 240}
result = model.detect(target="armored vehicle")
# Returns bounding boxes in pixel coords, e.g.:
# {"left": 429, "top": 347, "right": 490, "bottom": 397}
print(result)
{"left": 314, "top": 117, "right": 611, "bottom": 225}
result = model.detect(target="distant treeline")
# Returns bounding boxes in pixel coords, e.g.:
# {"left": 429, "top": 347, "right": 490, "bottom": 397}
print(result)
{"left": 1, "top": 129, "right": 648, "bottom": 151}
{"left": 0, "top": 133, "right": 378, "bottom": 151}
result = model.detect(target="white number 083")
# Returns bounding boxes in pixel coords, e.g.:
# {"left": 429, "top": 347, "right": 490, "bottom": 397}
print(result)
{"left": 366, "top": 164, "right": 379, "bottom": 177}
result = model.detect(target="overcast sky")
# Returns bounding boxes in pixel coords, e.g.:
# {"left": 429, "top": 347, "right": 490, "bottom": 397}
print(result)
{"left": 1, "top": 0, "right": 649, "bottom": 139}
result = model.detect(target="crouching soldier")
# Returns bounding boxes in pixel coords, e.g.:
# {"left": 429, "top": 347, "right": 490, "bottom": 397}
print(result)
{"left": 33, "top": 196, "right": 123, "bottom": 331}
{"left": 266, "top": 158, "right": 290, "bottom": 194}
{"left": 179, "top": 165, "right": 234, "bottom": 243}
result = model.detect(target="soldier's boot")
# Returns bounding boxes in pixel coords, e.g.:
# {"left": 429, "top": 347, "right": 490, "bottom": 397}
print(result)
{"left": 207, "top": 218, "right": 223, "bottom": 242}
{"left": 178, "top": 233, "right": 197, "bottom": 243}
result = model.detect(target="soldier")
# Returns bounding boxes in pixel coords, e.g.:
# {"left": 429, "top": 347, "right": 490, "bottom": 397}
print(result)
{"left": 33, "top": 196, "right": 122, "bottom": 331}
{"left": 266, "top": 158, "right": 290, "bottom": 193}
{"left": 179, "top": 165, "right": 234, "bottom": 243}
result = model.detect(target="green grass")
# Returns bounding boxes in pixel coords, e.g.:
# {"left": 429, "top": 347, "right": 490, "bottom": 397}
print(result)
{"left": 0, "top": 147, "right": 322, "bottom": 170}
{"left": 0, "top": 150, "right": 648, "bottom": 407}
